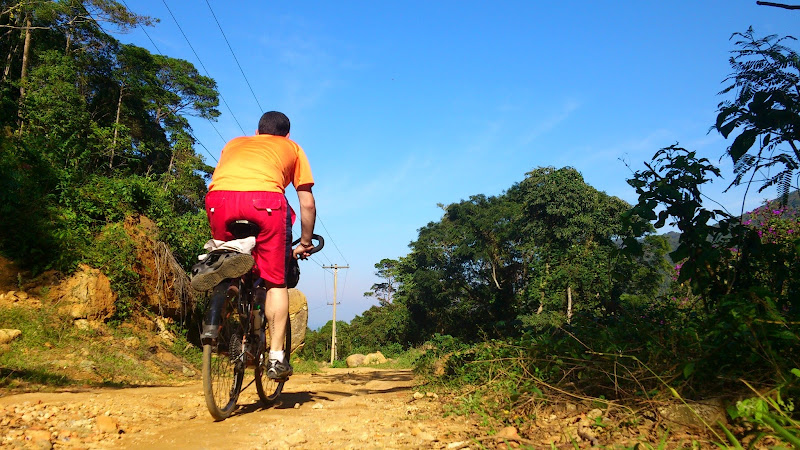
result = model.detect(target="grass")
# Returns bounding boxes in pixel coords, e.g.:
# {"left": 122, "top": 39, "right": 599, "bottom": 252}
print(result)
{"left": 0, "top": 304, "right": 202, "bottom": 390}
{"left": 0, "top": 303, "right": 77, "bottom": 384}
{"left": 377, "top": 347, "right": 424, "bottom": 369}
{"left": 290, "top": 356, "right": 322, "bottom": 374}
{"left": 170, "top": 331, "right": 203, "bottom": 368}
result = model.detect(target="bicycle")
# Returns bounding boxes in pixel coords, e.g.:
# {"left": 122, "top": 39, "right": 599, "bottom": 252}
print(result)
{"left": 199, "top": 219, "right": 323, "bottom": 421}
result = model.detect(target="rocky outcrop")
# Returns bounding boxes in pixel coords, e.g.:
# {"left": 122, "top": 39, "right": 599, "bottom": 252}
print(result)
{"left": 50, "top": 264, "right": 116, "bottom": 320}
{"left": 0, "top": 329, "right": 21, "bottom": 344}
{"left": 658, "top": 398, "right": 728, "bottom": 428}
{"left": 346, "top": 354, "right": 366, "bottom": 368}
{"left": 346, "top": 351, "right": 388, "bottom": 367}
{"left": 364, "top": 351, "right": 388, "bottom": 365}
{"left": 124, "top": 215, "right": 195, "bottom": 318}
{"left": 0, "top": 290, "right": 42, "bottom": 308}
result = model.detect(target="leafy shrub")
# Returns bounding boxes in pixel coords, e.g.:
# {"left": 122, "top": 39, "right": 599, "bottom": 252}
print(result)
{"left": 84, "top": 223, "right": 140, "bottom": 320}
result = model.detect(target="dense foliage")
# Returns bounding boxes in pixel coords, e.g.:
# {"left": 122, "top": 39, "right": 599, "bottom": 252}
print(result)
{"left": 716, "top": 27, "right": 800, "bottom": 204}
{"left": 301, "top": 25, "right": 800, "bottom": 445}
{"left": 308, "top": 167, "right": 668, "bottom": 352}
{"left": 0, "top": 1, "right": 214, "bottom": 312}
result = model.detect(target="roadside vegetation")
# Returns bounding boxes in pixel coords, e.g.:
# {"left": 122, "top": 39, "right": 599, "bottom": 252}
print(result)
{"left": 0, "top": 0, "right": 214, "bottom": 389}
{"left": 1, "top": 1, "right": 799, "bottom": 447}
{"left": 0, "top": 299, "right": 203, "bottom": 389}
{"left": 302, "top": 27, "right": 800, "bottom": 447}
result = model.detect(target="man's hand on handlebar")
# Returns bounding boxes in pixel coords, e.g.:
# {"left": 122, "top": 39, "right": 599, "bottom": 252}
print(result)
{"left": 292, "top": 242, "right": 314, "bottom": 260}
{"left": 291, "top": 234, "right": 323, "bottom": 260}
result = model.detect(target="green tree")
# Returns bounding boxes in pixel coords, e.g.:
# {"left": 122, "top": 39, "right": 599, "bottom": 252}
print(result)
{"left": 363, "top": 258, "right": 399, "bottom": 306}
{"left": 348, "top": 302, "right": 411, "bottom": 353}
{"left": 392, "top": 167, "right": 659, "bottom": 343}
{"left": 716, "top": 27, "right": 800, "bottom": 204}
{"left": 625, "top": 145, "right": 748, "bottom": 311}
{"left": 515, "top": 167, "right": 637, "bottom": 325}
{"left": 0, "top": 0, "right": 215, "bottom": 275}
{"left": 399, "top": 192, "right": 522, "bottom": 342}
{"left": 625, "top": 144, "right": 799, "bottom": 383}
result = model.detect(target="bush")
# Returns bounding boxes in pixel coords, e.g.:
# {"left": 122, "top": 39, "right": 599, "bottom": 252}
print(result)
{"left": 84, "top": 223, "right": 140, "bottom": 320}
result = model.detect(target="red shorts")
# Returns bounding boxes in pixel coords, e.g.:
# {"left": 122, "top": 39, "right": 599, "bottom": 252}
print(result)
{"left": 205, "top": 190, "right": 295, "bottom": 285}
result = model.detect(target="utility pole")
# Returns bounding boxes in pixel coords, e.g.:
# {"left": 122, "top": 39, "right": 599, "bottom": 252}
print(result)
{"left": 323, "top": 264, "right": 349, "bottom": 364}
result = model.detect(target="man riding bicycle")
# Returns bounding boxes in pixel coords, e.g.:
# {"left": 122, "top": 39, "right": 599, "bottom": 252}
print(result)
{"left": 197, "top": 111, "right": 317, "bottom": 379}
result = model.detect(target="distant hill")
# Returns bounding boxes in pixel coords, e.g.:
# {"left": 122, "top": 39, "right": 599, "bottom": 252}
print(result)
{"left": 789, "top": 190, "right": 800, "bottom": 209}
{"left": 742, "top": 189, "right": 800, "bottom": 219}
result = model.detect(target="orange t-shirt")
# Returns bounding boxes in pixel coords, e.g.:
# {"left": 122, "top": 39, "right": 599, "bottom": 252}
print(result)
{"left": 208, "top": 135, "right": 314, "bottom": 193}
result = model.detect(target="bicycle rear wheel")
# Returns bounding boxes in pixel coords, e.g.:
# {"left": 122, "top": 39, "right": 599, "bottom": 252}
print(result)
{"left": 202, "top": 303, "right": 246, "bottom": 420}
{"left": 255, "top": 315, "right": 291, "bottom": 405}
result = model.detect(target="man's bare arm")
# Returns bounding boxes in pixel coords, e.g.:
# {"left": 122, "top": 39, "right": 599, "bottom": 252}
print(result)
{"left": 293, "top": 185, "right": 316, "bottom": 258}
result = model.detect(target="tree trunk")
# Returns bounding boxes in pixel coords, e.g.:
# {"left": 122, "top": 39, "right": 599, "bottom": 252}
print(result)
{"left": 566, "top": 286, "right": 573, "bottom": 324}
{"left": 17, "top": 14, "right": 31, "bottom": 134}
{"left": 2, "top": 15, "right": 21, "bottom": 82}
{"left": 537, "top": 262, "right": 549, "bottom": 315}
{"left": 111, "top": 84, "right": 124, "bottom": 169}
{"left": 164, "top": 153, "right": 174, "bottom": 190}
{"left": 490, "top": 261, "right": 501, "bottom": 289}
{"left": 3, "top": 41, "right": 18, "bottom": 82}
{"left": 19, "top": 15, "right": 31, "bottom": 98}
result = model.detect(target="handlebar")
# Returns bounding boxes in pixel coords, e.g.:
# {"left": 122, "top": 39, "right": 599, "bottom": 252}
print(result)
{"left": 292, "top": 234, "right": 324, "bottom": 256}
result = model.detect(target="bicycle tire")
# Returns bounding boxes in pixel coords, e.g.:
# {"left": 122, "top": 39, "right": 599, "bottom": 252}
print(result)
{"left": 202, "top": 302, "right": 246, "bottom": 421}
{"left": 255, "top": 315, "right": 291, "bottom": 405}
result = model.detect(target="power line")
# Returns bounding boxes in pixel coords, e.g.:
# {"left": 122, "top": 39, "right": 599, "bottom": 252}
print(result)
{"left": 128, "top": 2, "right": 353, "bottom": 290}
{"left": 307, "top": 256, "right": 334, "bottom": 274}
{"left": 91, "top": 2, "right": 219, "bottom": 165}
{"left": 119, "top": 0, "right": 221, "bottom": 163}
{"left": 120, "top": 0, "right": 164, "bottom": 55}
{"left": 315, "top": 214, "right": 349, "bottom": 266}
{"left": 204, "top": 0, "right": 264, "bottom": 112}
{"left": 186, "top": 129, "right": 217, "bottom": 164}
{"left": 308, "top": 304, "right": 328, "bottom": 313}
{"left": 160, "top": 0, "right": 247, "bottom": 136}
{"left": 200, "top": 9, "right": 354, "bottom": 287}
{"left": 291, "top": 221, "right": 334, "bottom": 267}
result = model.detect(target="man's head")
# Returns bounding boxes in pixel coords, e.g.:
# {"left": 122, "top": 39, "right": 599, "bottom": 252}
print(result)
{"left": 257, "top": 111, "right": 291, "bottom": 136}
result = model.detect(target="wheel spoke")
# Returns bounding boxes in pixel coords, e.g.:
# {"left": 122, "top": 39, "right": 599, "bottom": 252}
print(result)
{"left": 203, "top": 305, "right": 245, "bottom": 420}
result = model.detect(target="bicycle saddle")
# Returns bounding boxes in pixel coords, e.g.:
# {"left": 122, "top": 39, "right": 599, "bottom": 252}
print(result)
{"left": 228, "top": 220, "right": 260, "bottom": 240}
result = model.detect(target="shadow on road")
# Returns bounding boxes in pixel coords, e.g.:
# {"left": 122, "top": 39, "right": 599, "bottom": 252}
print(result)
{"left": 231, "top": 389, "right": 336, "bottom": 416}
{"left": 309, "top": 369, "right": 414, "bottom": 384}
{"left": 227, "top": 368, "right": 417, "bottom": 419}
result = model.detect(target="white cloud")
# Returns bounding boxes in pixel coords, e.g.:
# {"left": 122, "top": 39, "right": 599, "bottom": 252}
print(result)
{"left": 519, "top": 99, "right": 580, "bottom": 146}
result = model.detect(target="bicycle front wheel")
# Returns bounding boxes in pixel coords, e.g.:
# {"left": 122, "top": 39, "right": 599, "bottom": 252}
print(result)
{"left": 202, "top": 309, "right": 246, "bottom": 420}
{"left": 255, "top": 315, "right": 291, "bottom": 405}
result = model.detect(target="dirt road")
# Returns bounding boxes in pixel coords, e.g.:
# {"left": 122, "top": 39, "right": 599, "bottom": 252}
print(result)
{"left": 0, "top": 367, "right": 480, "bottom": 449}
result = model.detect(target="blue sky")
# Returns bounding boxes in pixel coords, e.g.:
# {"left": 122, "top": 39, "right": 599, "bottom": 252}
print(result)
{"left": 111, "top": 1, "right": 797, "bottom": 329}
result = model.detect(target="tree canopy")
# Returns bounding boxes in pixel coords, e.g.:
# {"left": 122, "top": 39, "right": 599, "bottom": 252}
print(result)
{"left": 0, "top": 1, "right": 216, "bottom": 315}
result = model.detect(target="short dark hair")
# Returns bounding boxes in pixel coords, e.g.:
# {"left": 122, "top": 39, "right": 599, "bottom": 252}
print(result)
{"left": 258, "top": 111, "right": 290, "bottom": 136}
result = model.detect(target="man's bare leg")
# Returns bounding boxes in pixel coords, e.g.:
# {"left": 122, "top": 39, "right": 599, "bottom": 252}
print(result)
{"left": 263, "top": 284, "right": 292, "bottom": 378}
{"left": 265, "top": 285, "right": 289, "bottom": 346}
